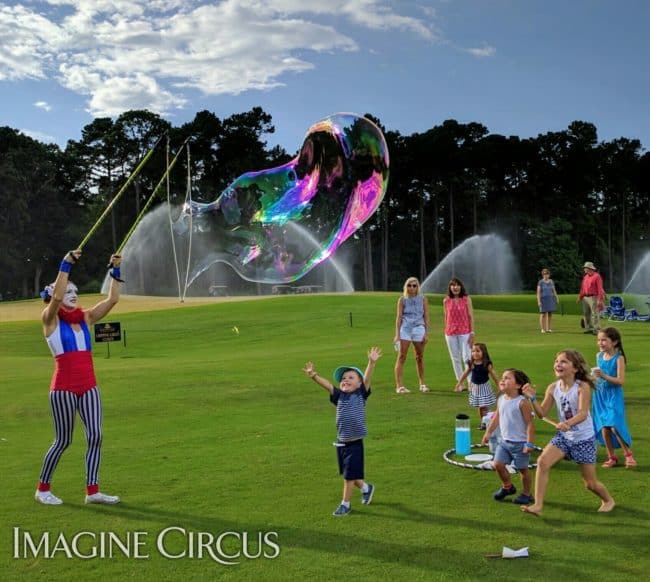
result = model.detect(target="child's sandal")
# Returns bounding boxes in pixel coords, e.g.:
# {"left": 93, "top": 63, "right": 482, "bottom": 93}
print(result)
{"left": 601, "top": 456, "right": 618, "bottom": 468}
{"left": 624, "top": 452, "right": 637, "bottom": 468}
{"left": 396, "top": 386, "right": 410, "bottom": 394}
{"left": 419, "top": 385, "right": 430, "bottom": 393}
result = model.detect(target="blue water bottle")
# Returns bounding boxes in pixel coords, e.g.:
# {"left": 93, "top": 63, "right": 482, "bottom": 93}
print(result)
{"left": 455, "top": 413, "right": 471, "bottom": 455}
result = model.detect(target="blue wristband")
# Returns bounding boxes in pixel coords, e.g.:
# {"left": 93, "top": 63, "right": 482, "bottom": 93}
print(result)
{"left": 109, "top": 266, "right": 124, "bottom": 282}
{"left": 59, "top": 260, "right": 72, "bottom": 273}
{"left": 525, "top": 442, "right": 535, "bottom": 448}
{"left": 529, "top": 396, "right": 536, "bottom": 402}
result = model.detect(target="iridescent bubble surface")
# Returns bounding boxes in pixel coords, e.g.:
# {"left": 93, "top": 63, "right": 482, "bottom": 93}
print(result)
{"left": 175, "top": 113, "right": 389, "bottom": 285}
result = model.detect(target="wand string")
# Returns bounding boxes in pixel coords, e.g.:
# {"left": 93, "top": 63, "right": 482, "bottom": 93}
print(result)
{"left": 114, "top": 137, "right": 190, "bottom": 255}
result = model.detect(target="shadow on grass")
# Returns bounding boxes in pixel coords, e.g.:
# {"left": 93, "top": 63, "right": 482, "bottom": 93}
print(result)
{"left": 70, "top": 502, "right": 468, "bottom": 571}
{"left": 64, "top": 499, "right": 647, "bottom": 579}
{"left": 544, "top": 499, "right": 649, "bottom": 522}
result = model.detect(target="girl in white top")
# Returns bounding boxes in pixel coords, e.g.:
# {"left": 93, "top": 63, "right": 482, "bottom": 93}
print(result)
{"left": 521, "top": 349, "right": 615, "bottom": 516}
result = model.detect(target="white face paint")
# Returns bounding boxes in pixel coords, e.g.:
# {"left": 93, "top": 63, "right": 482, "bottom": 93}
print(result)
{"left": 62, "top": 283, "right": 79, "bottom": 308}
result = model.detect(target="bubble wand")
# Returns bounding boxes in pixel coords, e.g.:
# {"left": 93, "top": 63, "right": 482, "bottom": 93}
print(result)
{"left": 77, "top": 133, "right": 166, "bottom": 250}
{"left": 113, "top": 137, "right": 190, "bottom": 256}
{"left": 541, "top": 416, "right": 559, "bottom": 429}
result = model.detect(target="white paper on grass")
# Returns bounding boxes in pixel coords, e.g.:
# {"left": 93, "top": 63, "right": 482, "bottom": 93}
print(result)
{"left": 502, "top": 547, "right": 529, "bottom": 558}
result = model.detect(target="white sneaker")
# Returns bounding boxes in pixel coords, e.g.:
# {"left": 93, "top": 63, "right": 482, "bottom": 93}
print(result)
{"left": 35, "top": 490, "right": 63, "bottom": 505}
{"left": 85, "top": 492, "right": 120, "bottom": 504}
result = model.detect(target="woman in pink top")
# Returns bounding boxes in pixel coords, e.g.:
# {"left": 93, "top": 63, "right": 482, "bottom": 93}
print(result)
{"left": 443, "top": 278, "right": 474, "bottom": 390}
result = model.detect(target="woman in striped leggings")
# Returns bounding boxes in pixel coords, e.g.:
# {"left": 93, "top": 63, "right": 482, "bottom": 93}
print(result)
{"left": 36, "top": 249, "right": 123, "bottom": 505}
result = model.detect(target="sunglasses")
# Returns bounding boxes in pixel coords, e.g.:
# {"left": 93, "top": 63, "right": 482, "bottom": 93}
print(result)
{"left": 407, "top": 284, "right": 418, "bottom": 287}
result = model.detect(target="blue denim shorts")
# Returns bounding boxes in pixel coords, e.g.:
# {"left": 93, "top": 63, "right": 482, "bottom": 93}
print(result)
{"left": 399, "top": 322, "right": 426, "bottom": 342}
{"left": 494, "top": 440, "right": 530, "bottom": 469}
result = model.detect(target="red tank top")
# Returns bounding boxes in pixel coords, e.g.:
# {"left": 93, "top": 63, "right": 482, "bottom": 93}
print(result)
{"left": 46, "top": 317, "right": 97, "bottom": 395}
{"left": 444, "top": 296, "right": 472, "bottom": 335}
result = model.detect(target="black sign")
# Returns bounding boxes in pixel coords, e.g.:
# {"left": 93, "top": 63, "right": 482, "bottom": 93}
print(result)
{"left": 94, "top": 322, "right": 121, "bottom": 343}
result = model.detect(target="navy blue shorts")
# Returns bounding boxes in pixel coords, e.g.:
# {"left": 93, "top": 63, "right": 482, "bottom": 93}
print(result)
{"left": 550, "top": 432, "right": 597, "bottom": 464}
{"left": 336, "top": 439, "right": 364, "bottom": 480}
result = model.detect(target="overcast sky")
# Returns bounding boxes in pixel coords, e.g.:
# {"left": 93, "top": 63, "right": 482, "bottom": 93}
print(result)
{"left": 1, "top": 0, "right": 648, "bottom": 154}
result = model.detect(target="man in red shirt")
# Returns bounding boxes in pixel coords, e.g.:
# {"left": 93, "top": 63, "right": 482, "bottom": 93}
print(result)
{"left": 577, "top": 261, "right": 606, "bottom": 334}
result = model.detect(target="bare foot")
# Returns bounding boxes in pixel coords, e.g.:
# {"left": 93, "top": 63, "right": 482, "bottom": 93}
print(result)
{"left": 521, "top": 505, "right": 542, "bottom": 516}
{"left": 598, "top": 499, "right": 616, "bottom": 513}
{"left": 453, "top": 386, "right": 462, "bottom": 392}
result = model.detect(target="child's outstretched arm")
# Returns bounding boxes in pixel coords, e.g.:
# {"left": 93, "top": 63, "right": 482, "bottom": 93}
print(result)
{"left": 454, "top": 366, "right": 471, "bottom": 392}
{"left": 522, "top": 382, "right": 555, "bottom": 420}
{"left": 488, "top": 364, "right": 500, "bottom": 385}
{"left": 520, "top": 399, "right": 536, "bottom": 453}
{"left": 364, "top": 347, "right": 383, "bottom": 389}
{"left": 303, "top": 362, "right": 334, "bottom": 394}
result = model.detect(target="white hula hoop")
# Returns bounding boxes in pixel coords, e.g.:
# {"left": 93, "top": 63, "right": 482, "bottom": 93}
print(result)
{"left": 443, "top": 443, "right": 542, "bottom": 470}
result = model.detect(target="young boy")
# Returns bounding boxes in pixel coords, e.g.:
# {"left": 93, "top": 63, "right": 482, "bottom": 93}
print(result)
{"left": 303, "top": 347, "right": 382, "bottom": 516}
{"left": 482, "top": 368, "right": 536, "bottom": 505}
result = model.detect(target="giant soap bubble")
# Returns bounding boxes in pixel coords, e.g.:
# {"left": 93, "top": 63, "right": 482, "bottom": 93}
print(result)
{"left": 174, "top": 113, "right": 389, "bottom": 285}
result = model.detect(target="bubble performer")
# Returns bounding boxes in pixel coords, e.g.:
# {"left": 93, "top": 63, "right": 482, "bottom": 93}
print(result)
{"left": 35, "top": 250, "right": 123, "bottom": 505}
{"left": 174, "top": 113, "right": 389, "bottom": 285}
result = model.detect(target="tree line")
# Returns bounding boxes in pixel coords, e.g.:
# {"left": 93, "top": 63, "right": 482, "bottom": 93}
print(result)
{"left": 0, "top": 108, "right": 648, "bottom": 300}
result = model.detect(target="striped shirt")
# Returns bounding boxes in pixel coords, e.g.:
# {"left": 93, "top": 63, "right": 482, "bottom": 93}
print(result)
{"left": 330, "top": 387, "right": 370, "bottom": 441}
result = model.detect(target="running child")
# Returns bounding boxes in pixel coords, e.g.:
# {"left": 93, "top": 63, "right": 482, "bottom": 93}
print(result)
{"left": 592, "top": 327, "right": 636, "bottom": 468}
{"left": 482, "top": 369, "right": 535, "bottom": 504}
{"left": 522, "top": 349, "right": 615, "bottom": 516}
{"left": 454, "top": 342, "right": 499, "bottom": 429}
{"left": 303, "top": 347, "right": 382, "bottom": 516}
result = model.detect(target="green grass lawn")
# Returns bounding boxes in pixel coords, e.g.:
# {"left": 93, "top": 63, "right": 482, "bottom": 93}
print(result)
{"left": 1, "top": 293, "right": 648, "bottom": 581}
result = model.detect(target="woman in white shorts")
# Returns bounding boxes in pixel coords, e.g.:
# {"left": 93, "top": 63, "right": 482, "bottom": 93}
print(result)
{"left": 393, "top": 277, "right": 430, "bottom": 394}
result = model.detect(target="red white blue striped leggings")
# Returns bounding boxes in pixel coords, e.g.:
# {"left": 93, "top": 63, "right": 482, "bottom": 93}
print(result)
{"left": 39, "top": 387, "right": 102, "bottom": 486}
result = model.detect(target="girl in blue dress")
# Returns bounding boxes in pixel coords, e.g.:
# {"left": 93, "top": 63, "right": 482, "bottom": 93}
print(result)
{"left": 592, "top": 327, "right": 636, "bottom": 468}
